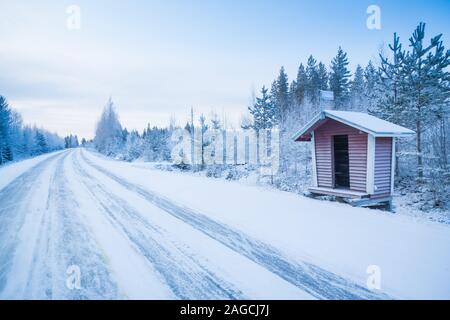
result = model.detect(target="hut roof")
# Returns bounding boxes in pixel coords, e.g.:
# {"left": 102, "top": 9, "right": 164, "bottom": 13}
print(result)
{"left": 293, "top": 110, "right": 415, "bottom": 141}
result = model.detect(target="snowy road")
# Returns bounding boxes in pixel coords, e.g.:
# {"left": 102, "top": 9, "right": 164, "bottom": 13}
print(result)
{"left": 0, "top": 149, "right": 394, "bottom": 299}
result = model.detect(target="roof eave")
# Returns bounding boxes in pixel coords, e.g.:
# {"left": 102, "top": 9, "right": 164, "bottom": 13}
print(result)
{"left": 373, "top": 132, "right": 416, "bottom": 137}
{"left": 291, "top": 112, "right": 325, "bottom": 141}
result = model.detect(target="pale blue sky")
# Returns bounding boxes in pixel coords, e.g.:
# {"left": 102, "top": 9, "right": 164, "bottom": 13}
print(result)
{"left": 0, "top": 0, "right": 449, "bottom": 138}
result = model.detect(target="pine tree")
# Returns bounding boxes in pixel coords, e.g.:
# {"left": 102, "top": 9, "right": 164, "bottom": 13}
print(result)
{"left": 270, "top": 67, "right": 290, "bottom": 173}
{"left": 124, "top": 130, "right": 142, "bottom": 160}
{"left": 2, "top": 145, "right": 13, "bottom": 162}
{"left": 371, "top": 33, "right": 408, "bottom": 177}
{"left": 143, "top": 126, "right": 170, "bottom": 162}
{"left": 293, "top": 64, "right": 307, "bottom": 105}
{"left": 375, "top": 23, "right": 450, "bottom": 182}
{"left": 184, "top": 121, "right": 192, "bottom": 134}
{"left": 0, "top": 95, "right": 13, "bottom": 164}
{"left": 21, "top": 127, "right": 33, "bottom": 156}
{"left": 8, "top": 110, "right": 23, "bottom": 159}
{"left": 329, "top": 47, "right": 351, "bottom": 109}
{"left": 401, "top": 23, "right": 450, "bottom": 178}
{"left": 317, "top": 62, "right": 329, "bottom": 90}
{"left": 272, "top": 67, "right": 289, "bottom": 125}
{"left": 373, "top": 32, "right": 406, "bottom": 122}
{"left": 249, "top": 86, "right": 276, "bottom": 130}
{"left": 288, "top": 80, "right": 297, "bottom": 106}
{"left": 34, "top": 130, "right": 48, "bottom": 155}
{"left": 350, "top": 65, "right": 366, "bottom": 111}
{"left": 306, "top": 55, "right": 320, "bottom": 106}
{"left": 73, "top": 135, "right": 79, "bottom": 147}
{"left": 364, "top": 61, "right": 379, "bottom": 112}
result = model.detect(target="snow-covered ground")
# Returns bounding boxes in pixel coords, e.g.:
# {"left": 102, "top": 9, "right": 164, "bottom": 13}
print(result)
{"left": 0, "top": 148, "right": 449, "bottom": 299}
{"left": 0, "top": 150, "right": 65, "bottom": 191}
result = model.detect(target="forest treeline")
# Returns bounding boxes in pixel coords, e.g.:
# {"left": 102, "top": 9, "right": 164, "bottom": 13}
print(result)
{"left": 0, "top": 96, "right": 66, "bottom": 164}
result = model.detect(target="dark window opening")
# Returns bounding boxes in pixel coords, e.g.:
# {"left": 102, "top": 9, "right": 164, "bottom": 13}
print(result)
{"left": 333, "top": 135, "right": 350, "bottom": 189}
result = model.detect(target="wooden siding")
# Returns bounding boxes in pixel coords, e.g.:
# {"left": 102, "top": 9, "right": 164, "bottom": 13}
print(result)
{"left": 314, "top": 119, "right": 368, "bottom": 192}
{"left": 372, "top": 137, "right": 393, "bottom": 198}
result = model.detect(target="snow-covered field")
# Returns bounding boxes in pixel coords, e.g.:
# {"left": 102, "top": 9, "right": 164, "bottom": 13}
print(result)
{"left": 0, "top": 148, "right": 449, "bottom": 299}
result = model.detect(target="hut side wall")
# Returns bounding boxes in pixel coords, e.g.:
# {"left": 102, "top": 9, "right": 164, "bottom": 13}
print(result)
{"left": 372, "top": 137, "right": 393, "bottom": 199}
{"left": 314, "top": 119, "right": 368, "bottom": 192}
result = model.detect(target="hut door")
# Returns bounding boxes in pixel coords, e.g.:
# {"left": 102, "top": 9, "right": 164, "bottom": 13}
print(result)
{"left": 333, "top": 135, "right": 350, "bottom": 188}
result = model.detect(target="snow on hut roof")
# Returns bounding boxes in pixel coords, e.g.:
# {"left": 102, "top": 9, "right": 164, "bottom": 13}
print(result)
{"left": 293, "top": 110, "right": 415, "bottom": 141}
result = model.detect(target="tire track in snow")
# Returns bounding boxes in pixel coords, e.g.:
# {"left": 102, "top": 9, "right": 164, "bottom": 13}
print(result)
{"left": 39, "top": 150, "right": 119, "bottom": 299}
{"left": 21, "top": 151, "right": 73, "bottom": 298}
{"left": 0, "top": 151, "right": 119, "bottom": 299}
{"left": 80, "top": 149, "right": 390, "bottom": 300}
{"left": 72, "top": 151, "right": 245, "bottom": 299}
{"left": 0, "top": 151, "right": 67, "bottom": 298}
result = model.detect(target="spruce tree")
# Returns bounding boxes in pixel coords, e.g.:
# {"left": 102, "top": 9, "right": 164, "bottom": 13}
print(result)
{"left": 2, "top": 145, "right": 13, "bottom": 162}
{"left": 249, "top": 86, "right": 276, "bottom": 130}
{"left": 34, "top": 131, "right": 48, "bottom": 155}
{"left": 272, "top": 66, "right": 290, "bottom": 125}
{"left": 350, "top": 65, "right": 366, "bottom": 111}
{"left": 270, "top": 67, "right": 290, "bottom": 173}
{"left": 329, "top": 47, "right": 351, "bottom": 109}
{"left": 293, "top": 64, "right": 307, "bottom": 105}
{"left": 364, "top": 61, "right": 379, "bottom": 112}
{"left": 0, "top": 96, "right": 12, "bottom": 164}
{"left": 317, "top": 62, "right": 329, "bottom": 90}
{"left": 306, "top": 55, "right": 320, "bottom": 106}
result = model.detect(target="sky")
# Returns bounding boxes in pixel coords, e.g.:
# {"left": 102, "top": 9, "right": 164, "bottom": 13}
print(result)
{"left": 0, "top": 0, "right": 449, "bottom": 139}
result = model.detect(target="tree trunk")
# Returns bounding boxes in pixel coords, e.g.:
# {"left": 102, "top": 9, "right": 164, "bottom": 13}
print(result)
{"left": 201, "top": 129, "right": 204, "bottom": 168}
{"left": 441, "top": 115, "right": 448, "bottom": 167}
{"left": 416, "top": 119, "right": 423, "bottom": 179}
{"left": 278, "top": 123, "right": 287, "bottom": 174}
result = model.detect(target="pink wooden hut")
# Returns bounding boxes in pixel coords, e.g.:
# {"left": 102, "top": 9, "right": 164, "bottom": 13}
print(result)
{"left": 293, "top": 110, "right": 414, "bottom": 207}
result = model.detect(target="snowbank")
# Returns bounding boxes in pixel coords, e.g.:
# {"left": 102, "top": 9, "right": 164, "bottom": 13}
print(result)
{"left": 0, "top": 150, "right": 66, "bottom": 192}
